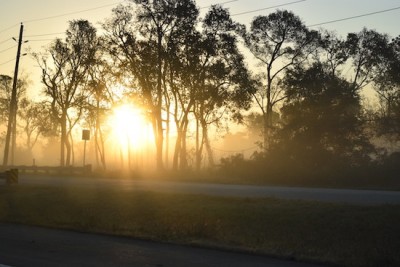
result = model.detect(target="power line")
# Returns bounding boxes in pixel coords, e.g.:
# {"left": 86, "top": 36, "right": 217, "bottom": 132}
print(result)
{"left": 0, "top": 58, "right": 15, "bottom": 66}
{"left": 22, "top": 1, "right": 125, "bottom": 24}
{"left": 0, "top": 38, "right": 12, "bottom": 45}
{"left": 20, "top": 0, "right": 243, "bottom": 46}
{"left": 0, "top": 23, "right": 19, "bottom": 34}
{"left": 25, "top": 32, "right": 65, "bottom": 38}
{"left": 231, "top": 0, "right": 306, "bottom": 16}
{"left": 0, "top": 45, "right": 17, "bottom": 54}
{"left": 200, "top": 0, "right": 239, "bottom": 9}
{"left": 1, "top": 1, "right": 125, "bottom": 35}
{"left": 308, "top": 6, "right": 400, "bottom": 27}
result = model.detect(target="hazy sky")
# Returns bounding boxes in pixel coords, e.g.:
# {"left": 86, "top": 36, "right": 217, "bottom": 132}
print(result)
{"left": 1, "top": 0, "right": 399, "bottom": 98}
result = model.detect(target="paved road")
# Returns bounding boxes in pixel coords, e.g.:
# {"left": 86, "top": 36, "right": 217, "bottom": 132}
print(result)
{"left": 16, "top": 175, "right": 400, "bottom": 205}
{"left": 0, "top": 223, "right": 326, "bottom": 267}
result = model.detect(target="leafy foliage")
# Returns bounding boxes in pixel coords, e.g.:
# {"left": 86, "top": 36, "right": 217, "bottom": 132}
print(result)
{"left": 274, "top": 63, "right": 372, "bottom": 168}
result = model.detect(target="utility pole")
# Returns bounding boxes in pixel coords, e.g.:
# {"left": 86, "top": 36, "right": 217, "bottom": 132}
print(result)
{"left": 3, "top": 23, "right": 24, "bottom": 167}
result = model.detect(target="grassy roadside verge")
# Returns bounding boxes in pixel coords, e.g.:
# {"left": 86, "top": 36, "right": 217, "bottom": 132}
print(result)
{"left": 1, "top": 185, "right": 399, "bottom": 267}
{"left": 87, "top": 169, "right": 400, "bottom": 191}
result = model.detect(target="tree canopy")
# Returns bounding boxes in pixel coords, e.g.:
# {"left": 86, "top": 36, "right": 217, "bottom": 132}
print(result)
{"left": 0, "top": 1, "right": 399, "bottom": 184}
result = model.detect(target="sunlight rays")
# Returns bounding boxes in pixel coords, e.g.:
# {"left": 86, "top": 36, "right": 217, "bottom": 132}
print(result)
{"left": 107, "top": 104, "right": 154, "bottom": 169}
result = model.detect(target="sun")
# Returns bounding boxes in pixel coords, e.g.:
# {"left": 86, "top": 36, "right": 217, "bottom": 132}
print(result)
{"left": 108, "top": 104, "right": 152, "bottom": 150}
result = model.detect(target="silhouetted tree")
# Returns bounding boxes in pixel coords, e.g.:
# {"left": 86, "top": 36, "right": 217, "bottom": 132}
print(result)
{"left": 34, "top": 20, "right": 98, "bottom": 166}
{"left": 193, "top": 5, "right": 254, "bottom": 169}
{"left": 0, "top": 75, "right": 13, "bottom": 123}
{"left": 84, "top": 42, "right": 120, "bottom": 170}
{"left": 103, "top": 0, "right": 198, "bottom": 170}
{"left": 0, "top": 74, "right": 28, "bottom": 163}
{"left": 346, "top": 28, "right": 390, "bottom": 90}
{"left": 162, "top": 5, "right": 253, "bottom": 170}
{"left": 17, "top": 98, "right": 53, "bottom": 154}
{"left": 154, "top": 2, "right": 199, "bottom": 170}
{"left": 244, "top": 112, "right": 269, "bottom": 149}
{"left": 274, "top": 63, "right": 372, "bottom": 171}
{"left": 242, "top": 10, "right": 318, "bottom": 150}
{"left": 372, "top": 35, "right": 400, "bottom": 153}
{"left": 317, "top": 30, "right": 350, "bottom": 77}
{"left": 0, "top": 75, "right": 27, "bottom": 124}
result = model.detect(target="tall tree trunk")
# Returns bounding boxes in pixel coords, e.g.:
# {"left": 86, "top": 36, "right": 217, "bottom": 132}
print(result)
{"left": 201, "top": 120, "right": 214, "bottom": 168}
{"left": 60, "top": 112, "right": 67, "bottom": 166}
{"left": 172, "top": 102, "right": 193, "bottom": 170}
{"left": 172, "top": 127, "right": 182, "bottom": 170}
{"left": 151, "top": 111, "right": 164, "bottom": 171}
{"left": 95, "top": 100, "right": 106, "bottom": 170}
{"left": 263, "top": 113, "right": 269, "bottom": 152}
{"left": 195, "top": 110, "right": 201, "bottom": 170}
{"left": 70, "top": 131, "right": 75, "bottom": 166}
{"left": 99, "top": 127, "right": 106, "bottom": 169}
{"left": 155, "top": 113, "right": 164, "bottom": 170}
{"left": 95, "top": 123, "right": 99, "bottom": 168}
{"left": 264, "top": 74, "right": 273, "bottom": 151}
{"left": 165, "top": 106, "right": 170, "bottom": 169}
{"left": 95, "top": 125, "right": 106, "bottom": 170}
{"left": 65, "top": 130, "right": 72, "bottom": 167}
{"left": 180, "top": 118, "right": 189, "bottom": 169}
{"left": 155, "top": 29, "right": 164, "bottom": 170}
{"left": 163, "top": 70, "right": 171, "bottom": 169}
{"left": 26, "top": 130, "right": 32, "bottom": 156}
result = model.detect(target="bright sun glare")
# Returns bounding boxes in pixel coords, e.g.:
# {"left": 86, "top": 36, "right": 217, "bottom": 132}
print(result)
{"left": 109, "top": 104, "right": 152, "bottom": 150}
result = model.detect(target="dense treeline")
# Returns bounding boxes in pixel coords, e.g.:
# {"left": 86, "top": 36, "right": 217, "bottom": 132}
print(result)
{"left": 1, "top": 0, "right": 399, "bottom": 185}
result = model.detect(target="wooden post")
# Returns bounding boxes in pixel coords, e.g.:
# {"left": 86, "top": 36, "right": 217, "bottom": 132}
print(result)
{"left": 3, "top": 24, "right": 24, "bottom": 166}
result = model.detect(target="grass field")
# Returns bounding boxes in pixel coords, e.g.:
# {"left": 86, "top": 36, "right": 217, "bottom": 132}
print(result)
{"left": 1, "top": 185, "right": 400, "bottom": 267}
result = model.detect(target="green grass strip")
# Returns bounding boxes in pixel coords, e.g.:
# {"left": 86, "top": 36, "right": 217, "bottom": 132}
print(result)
{"left": 1, "top": 185, "right": 399, "bottom": 267}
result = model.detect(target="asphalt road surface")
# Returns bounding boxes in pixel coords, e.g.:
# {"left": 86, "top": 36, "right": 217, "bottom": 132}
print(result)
{"left": 15, "top": 174, "right": 400, "bottom": 205}
{"left": 0, "top": 223, "right": 326, "bottom": 267}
